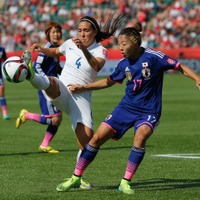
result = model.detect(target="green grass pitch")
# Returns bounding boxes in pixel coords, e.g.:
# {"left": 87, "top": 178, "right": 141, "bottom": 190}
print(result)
{"left": 1, "top": 73, "right": 200, "bottom": 200}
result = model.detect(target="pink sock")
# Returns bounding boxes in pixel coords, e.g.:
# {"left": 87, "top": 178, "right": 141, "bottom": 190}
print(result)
{"left": 41, "top": 131, "right": 54, "bottom": 147}
{"left": 124, "top": 161, "right": 138, "bottom": 180}
{"left": 1, "top": 105, "right": 7, "bottom": 116}
{"left": 25, "top": 113, "right": 41, "bottom": 122}
{"left": 74, "top": 157, "right": 90, "bottom": 176}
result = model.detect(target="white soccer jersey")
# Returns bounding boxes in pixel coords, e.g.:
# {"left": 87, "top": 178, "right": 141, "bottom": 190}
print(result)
{"left": 49, "top": 39, "right": 107, "bottom": 130}
{"left": 59, "top": 39, "right": 107, "bottom": 86}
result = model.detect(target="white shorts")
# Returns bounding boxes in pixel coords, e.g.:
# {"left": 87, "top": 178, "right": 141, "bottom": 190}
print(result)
{"left": 44, "top": 77, "right": 93, "bottom": 131}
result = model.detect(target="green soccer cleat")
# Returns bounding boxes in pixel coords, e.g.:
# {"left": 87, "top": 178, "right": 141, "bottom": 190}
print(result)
{"left": 64, "top": 177, "right": 92, "bottom": 189}
{"left": 21, "top": 50, "right": 34, "bottom": 80}
{"left": 56, "top": 175, "right": 81, "bottom": 192}
{"left": 118, "top": 179, "right": 135, "bottom": 195}
{"left": 80, "top": 178, "right": 92, "bottom": 189}
{"left": 3, "top": 114, "right": 10, "bottom": 120}
{"left": 38, "top": 146, "right": 59, "bottom": 154}
{"left": 15, "top": 109, "right": 28, "bottom": 129}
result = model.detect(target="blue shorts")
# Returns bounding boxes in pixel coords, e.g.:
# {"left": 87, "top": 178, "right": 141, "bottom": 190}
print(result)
{"left": 38, "top": 90, "right": 60, "bottom": 117}
{"left": 103, "top": 105, "right": 160, "bottom": 140}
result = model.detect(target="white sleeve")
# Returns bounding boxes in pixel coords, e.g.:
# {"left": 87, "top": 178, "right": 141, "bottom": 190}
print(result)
{"left": 59, "top": 40, "right": 69, "bottom": 55}
{"left": 93, "top": 46, "right": 108, "bottom": 60}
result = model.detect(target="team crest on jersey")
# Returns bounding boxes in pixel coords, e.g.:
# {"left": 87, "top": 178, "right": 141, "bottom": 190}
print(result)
{"left": 105, "top": 114, "right": 112, "bottom": 121}
{"left": 102, "top": 49, "right": 108, "bottom": 56}
{"left": 142, "top": 62, "right": 150, "bottom": 79}
{"left": 142, "top": 68, "right": 151, "bottom": 79}
{"left": 125, "top": 67, "right": 132, "bottom": 81}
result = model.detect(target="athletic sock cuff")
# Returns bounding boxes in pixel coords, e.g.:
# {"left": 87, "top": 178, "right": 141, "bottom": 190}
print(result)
{"left": 132, "top": 146, "right": 145, "bottom": 153}
{"left": 86, "top": 144, "right": 99, "bottom": 152}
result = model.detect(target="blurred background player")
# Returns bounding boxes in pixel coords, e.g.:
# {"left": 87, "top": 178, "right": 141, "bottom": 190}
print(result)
{"left": 0, "top": 39, "right": 9, "bottom": 120}
{"left": 15, "top": 21, "right": 63, "bottom": 153}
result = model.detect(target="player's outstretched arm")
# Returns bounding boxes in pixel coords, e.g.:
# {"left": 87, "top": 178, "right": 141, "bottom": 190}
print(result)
{"left": 30, "top": 43, "right": 62, "bottom": 57}
{"left": 69, "top": 78, "right": 115, "bottom": 93}
{"left": 178, "top": 63, "right": 200, "bottom": 90}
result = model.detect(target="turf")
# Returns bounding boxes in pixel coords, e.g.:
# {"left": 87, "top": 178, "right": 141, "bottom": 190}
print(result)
{"left": 1, "top": 73, "right": 200, "bottom": 200}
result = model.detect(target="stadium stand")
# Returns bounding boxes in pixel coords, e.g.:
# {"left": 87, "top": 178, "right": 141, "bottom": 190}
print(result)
{"left": 0, "top": 0, "right": 199, "bottom": 52}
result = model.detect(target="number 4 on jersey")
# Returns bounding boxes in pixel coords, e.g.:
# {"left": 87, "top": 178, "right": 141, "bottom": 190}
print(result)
{"left": 76, "top": 57, "right": 81, "bottom": 69}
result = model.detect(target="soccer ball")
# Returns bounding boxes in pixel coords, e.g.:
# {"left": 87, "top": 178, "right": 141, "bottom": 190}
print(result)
{"left": 2, "top": 56, "right": 28, "bottom": 83}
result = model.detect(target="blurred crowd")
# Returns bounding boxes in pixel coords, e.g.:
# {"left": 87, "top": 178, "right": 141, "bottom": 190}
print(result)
{"left": 0, "top": 0, "right": 200, "bottom": 52}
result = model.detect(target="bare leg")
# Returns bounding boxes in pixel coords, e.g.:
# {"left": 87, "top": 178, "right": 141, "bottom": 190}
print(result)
{"left": 75, "top": 123, "right": 94, "bottom": 150}
{"left": 45, "top": 77, "right": 61, "bottom": 99}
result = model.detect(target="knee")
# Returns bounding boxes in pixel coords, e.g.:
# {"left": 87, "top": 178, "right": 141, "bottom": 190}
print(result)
{"left": 52, "top": 119, "right": 61, "bottom": 126}
{"left": 48, "top": 77, "right": 58, "bottom": 89}
{"left": 134, "top": 125, "right": 152, "bottom": 148}
{"left": 51, "top": 114, "right": 62, "bottom": 126}
{"left": 45, "top": 77, "right": 60, "bottom": 98}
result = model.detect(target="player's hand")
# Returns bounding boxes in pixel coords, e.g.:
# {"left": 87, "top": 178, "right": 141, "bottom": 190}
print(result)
{"left": 68, "top": 84, "right": 85, "bottom": 93}
{"left": 195, "top": 77, "right": 200, "bottom": 90}
{"left": 30, "top": 43, "right": 42, "bottom": 53}
{"left": 72, "top": 37, "right": 84, "bottom": 49}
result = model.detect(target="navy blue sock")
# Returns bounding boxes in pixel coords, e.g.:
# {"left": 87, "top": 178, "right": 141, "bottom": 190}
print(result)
{"left": 124, "top": 146, "right": 145, "bottom": 180}
{"left": 74, "top": 144, "right": 99, "bottom": 176}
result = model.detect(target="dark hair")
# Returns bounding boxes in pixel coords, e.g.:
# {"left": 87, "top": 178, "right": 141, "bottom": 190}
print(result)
{"left": 45, "top": 21, "right": 62, "bottom": 42}
{"left": 119, "top": 22, "right": 143, "bottom": 46}
{"left": 78, "top": 14, "right": 124, "bottom": 43}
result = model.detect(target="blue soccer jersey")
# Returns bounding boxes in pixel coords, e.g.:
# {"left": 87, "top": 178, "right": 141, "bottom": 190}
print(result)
{"left": 34, "top": 42, "right": 62, "bottom": 77}
{"left": 109, "top": 48, "right": 180, "bottom": 114}
{"left": 0, "top": 46, "right": 7, "bottom": 79}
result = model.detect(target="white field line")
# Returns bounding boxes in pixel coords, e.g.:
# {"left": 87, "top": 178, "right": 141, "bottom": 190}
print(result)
{"left": 152, "top": 153, "right": 200, "bottom": 159}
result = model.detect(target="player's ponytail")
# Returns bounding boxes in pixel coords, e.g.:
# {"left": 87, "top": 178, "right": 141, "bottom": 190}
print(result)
{"left": 79, "top": 14, "right": 124, "bottom": 43}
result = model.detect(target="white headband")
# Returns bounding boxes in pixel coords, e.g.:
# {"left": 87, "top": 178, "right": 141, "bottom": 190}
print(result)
{"left": 79, "top": 18, "right": 97, "bottom": 30}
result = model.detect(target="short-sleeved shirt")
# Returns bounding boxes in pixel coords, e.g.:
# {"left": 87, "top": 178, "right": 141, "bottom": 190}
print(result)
{"left": 103, "top": 48, "right": 180, "bottom": 139}
{"left": 59, "top": 39, "right": 107, "bottom": 86}
{"left": 109, "top": 48, "right": 180, "bottom": 115}
{"left": 47, "top": 40, "right": 107, "bottom": 130}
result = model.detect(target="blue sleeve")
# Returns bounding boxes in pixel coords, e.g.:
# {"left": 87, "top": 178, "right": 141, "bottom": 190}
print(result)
{"left": 34, "top": 53, "right": 45, "bottom": 75}
{"left": 155, "top": 54, "right": 180, "bottom": 71}
{"left": 109, "top": 62, "right": 126, "bottom": 83}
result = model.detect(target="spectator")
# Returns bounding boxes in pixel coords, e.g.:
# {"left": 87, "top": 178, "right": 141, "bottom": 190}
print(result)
{"left": 0, "top": 0, "right": 199, "bottom": 50}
